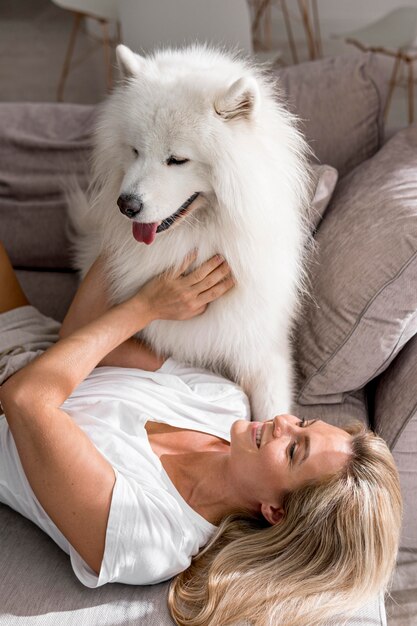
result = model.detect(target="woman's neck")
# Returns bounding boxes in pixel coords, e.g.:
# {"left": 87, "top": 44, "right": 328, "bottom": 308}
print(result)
{"left": 145, "top": 421, "right": 258, "bottom": 524}
{"left": 161, "top": 449, "right": 249, "bottom": 525}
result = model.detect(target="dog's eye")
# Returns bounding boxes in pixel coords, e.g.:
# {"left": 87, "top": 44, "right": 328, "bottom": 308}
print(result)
{"left": 166, "top": 156, "right": 189, "bottom": 166}
{"left": 132, "top": 147, "right": 139, "bottom": 158}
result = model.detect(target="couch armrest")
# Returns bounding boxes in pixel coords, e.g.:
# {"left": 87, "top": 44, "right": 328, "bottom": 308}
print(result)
{"left": 374, "top": 334, "right": 417, "bottom": 450}
{"left": 374, "top": 334, "right": 417, "bottom": 551}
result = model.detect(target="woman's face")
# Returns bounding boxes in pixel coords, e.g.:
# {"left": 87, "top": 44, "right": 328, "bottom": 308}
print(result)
{"left": 229, "top": 415, "right": 352, "bottom": 524}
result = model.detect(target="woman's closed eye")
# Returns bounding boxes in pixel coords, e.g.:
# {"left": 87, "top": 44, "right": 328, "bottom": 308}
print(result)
{"left": 288, "top": 418, "right": 312, "bottom": 463}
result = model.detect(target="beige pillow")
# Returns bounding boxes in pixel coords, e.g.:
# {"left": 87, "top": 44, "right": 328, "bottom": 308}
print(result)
{"left": 275, "top": 53, "right": 388, "bottom": 177}
{"left": 296, "top": 126, "right": 417, "bottom": 405}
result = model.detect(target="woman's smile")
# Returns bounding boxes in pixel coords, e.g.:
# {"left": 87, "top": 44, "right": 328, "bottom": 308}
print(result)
{"left": 252, "top": 422, "right": 264, "bottom": 448}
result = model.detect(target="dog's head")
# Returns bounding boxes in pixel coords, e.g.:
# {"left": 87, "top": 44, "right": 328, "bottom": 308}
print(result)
{"left": 97, "top": 44, "right": 261, "bottom": 245}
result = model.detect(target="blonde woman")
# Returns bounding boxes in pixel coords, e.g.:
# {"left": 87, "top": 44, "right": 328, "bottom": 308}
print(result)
{"left": 0, "top": 242, "right": 402, "bottom": 626}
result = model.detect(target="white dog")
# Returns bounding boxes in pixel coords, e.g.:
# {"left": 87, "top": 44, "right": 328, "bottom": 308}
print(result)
{"left": 70, "top": 44, "right": 312, "bottom": 421}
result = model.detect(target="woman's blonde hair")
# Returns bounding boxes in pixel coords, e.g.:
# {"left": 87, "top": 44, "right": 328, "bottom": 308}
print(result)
{"left": 168, "top": 422, "right": 402, "bottom": 626}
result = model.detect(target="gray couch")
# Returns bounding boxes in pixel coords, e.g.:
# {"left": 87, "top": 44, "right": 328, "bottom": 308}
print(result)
{"left": 0, "top": 53, "right": 416, "bottom": 625}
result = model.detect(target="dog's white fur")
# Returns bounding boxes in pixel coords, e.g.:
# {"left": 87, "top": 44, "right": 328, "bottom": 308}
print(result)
{"left": 70, "top": 43, "right": 313, "bottom": 421}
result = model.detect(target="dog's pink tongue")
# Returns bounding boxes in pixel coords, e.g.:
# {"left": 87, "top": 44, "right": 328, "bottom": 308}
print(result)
{"left": 132, "top": 222, "right": 159, "bottom": 245}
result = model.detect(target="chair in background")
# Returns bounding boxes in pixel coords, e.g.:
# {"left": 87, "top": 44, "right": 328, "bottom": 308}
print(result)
{"left": 340, "top": 7, "right": 417, "bottom": 124}
{"left": 51, "top": 0, "right": 120, "bottom": 101}
{"left": 250, "top": 0, "right": 322, "bottom": 64}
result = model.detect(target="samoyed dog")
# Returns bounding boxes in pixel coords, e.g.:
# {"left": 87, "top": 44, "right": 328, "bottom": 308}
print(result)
{"left": 71, "top": 43, "right": 312, "bottom": 421}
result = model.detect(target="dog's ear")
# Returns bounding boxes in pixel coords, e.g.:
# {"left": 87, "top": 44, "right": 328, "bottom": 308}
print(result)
{"left": 214, "top": 77, "right": 259, "bottom": 122}
{"left": 116, "top": 44, "right": 145, "bottom": 79}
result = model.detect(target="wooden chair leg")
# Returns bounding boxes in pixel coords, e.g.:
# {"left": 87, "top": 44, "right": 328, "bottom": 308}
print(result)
{"left": 264, "top": 0, "right": 272, "bottom": 50}
{"left": 280, "top": 0, "right": 298, "bottom": 64}
{"left": 384, "top": 54, "right": 402, "bottom": 123}
{"left": 252, "top": 0, "right": 270, "bottom": 50}
{"left": 311, "top": 0, "right": 322, "bottom": 57}
{"left": 407, "top": 58, "right": 414, "bottom": 125}
{"left": 298, "top": 0, "right": 316, "bottom": 60}
{"left": 99, "top": 19, "right": 113, "bottom": 92}
{"left": 57, "top": 11, "right": 82, "bottom": 102}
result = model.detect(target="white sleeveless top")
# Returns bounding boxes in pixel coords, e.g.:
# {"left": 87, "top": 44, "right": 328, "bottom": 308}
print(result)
{"left": 0, "top": 358, "right": 250, "bottom": 587}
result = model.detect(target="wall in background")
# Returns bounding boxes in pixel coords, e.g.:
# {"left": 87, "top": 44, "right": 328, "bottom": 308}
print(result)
{"left": 316, "top": 0, "right": 415, "bottom": 34}
{"left": 120, "top": 0, "right": 252, "bottom": 53}
{"left": 271, "top": 0, "right": 416, "bottom": 44}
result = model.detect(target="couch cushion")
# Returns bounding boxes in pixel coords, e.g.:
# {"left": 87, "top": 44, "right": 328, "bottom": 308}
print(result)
{"left": 0, "top": 103, "right": 94, "bottom": 269}
{"left": 276, "top": 53, "right": 388, "bottom": 177}
{"left": 15, "top": 269, "right": 79, "bottom": 322}
{"left": 0, "top": 502, "right": 176, "bottom": 625}
{"left": 0, "top": 502, "right": 388, "bottom": 626}
{"left": 296, "top": 125, "right": 417, "bottom": 406}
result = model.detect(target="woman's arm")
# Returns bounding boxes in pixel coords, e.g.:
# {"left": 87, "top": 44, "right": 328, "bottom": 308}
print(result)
{"left": 0, "top": 252, "right": 233, "bottom": 576}
{"left": 60, "top": 254, "right": 164, "bottom": 371}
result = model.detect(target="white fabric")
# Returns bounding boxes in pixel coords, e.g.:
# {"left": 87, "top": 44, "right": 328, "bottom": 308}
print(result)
{"left": 0, "top": 357, "right": 250, "bottom": 588}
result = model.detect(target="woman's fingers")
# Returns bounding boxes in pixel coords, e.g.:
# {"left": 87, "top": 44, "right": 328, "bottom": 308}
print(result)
{"left": 139, "top": 252, "right": 235, "bottom": 321}
{"left": 197, "top": 272, "right": 235, "bottom": 305}
{"left": 193, "top": 260, "right": 231, "bottom": 293}
{"left": 175, "top": 252, "right": 231, "bottom": 287}
{"left": 186, "top": 254, "right": 225, "bottom": 285}
{"left": 182, "top": 253, "right": 235, "bottom": 306}
{"left": 169, "top": 251, "right": 236, "bottom": 313}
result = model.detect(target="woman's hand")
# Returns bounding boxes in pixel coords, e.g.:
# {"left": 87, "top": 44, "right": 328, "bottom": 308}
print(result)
{"left": 136, "top": 250, "right": 235, "bottom": 322}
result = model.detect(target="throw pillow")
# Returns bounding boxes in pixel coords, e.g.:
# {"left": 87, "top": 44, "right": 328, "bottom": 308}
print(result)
{"left": 275, "top": 53, "right": 388, "bottom": 177}
{"left": 296, "top": 125, "right": 417, "bottom": 405}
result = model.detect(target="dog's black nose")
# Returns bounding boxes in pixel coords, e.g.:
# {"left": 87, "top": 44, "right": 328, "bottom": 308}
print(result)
{"left": 117, "top": 194, "right": 143, "bottom": 218}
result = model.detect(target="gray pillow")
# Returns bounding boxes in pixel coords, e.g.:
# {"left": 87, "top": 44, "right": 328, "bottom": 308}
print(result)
{"left": 275, "top": 53, "right": 388, "bottom": 177}
{"left": 296, "top": 125, "right": 417, "bottom": 405}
